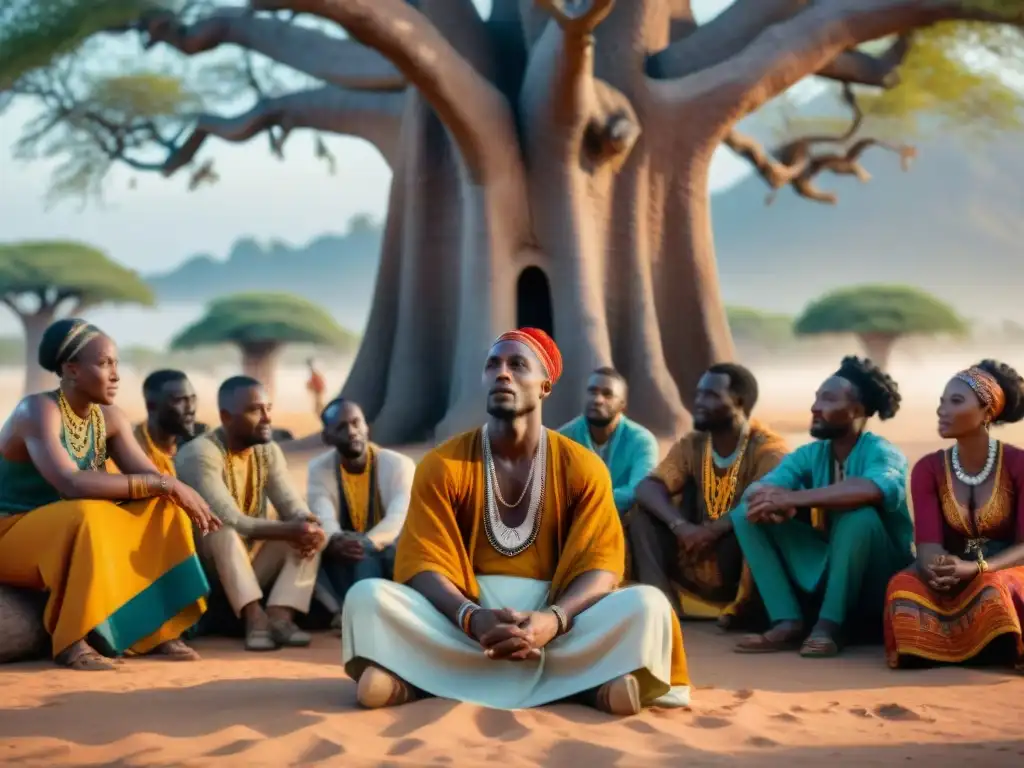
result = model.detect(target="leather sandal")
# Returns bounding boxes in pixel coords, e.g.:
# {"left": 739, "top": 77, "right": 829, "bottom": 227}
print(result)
{"left": 244, "top": 627, "right": 278, "bottom": 652}
{"left": 149, "top": 639, "right": 201, "bottom": 661}
{"left": 56, "top": 643, "right": 117, "bottom": 671}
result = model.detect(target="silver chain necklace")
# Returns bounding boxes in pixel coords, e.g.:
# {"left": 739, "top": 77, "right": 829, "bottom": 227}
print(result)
{"left": 951, "top": 438, "right": 998, "bottom": 487}
{"left": 482, "top": 424, "right": 547, "bottom": 557}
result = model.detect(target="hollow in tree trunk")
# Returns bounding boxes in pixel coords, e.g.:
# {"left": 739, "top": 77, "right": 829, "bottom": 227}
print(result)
{"left": 239, "top": 341, "right": 284, "bottom": 398}
{"left": 856, "top": 333, "right": 898, "bottom": 372}
{"left": 128, "top": 0, "right": 967, "bottom": 444}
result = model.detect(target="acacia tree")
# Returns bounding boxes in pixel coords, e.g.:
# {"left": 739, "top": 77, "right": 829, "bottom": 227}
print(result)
{"left": 794, "top": 284, "right": 967, "bottom": 370}
{"left": 4, "top": 0, "right": 1023, "bottom": 442}
{"left": 0, "top": 241, "right": 155, "bottom": 393}
{"left": 171, "top": 292, "right": 355, "bottom": 394}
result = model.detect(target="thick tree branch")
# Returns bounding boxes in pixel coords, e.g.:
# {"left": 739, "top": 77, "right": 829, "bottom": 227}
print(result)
{"left": 252, "top": 0, "right": 521, "bottom": 184}
{"left": 727, "top": 84, "right": 916, "bottom": 205}
{"left": 711, "top": 0, "right": 1024, "bottom": 122}
{"left": 522, "top": 0, "right": 639, "bottom": 169}
{"left": 645, "top": 0, "right": 805, "bottom": 79}
{"left": 816, "top": 34, "right": 911, "bottom": 87}
{"left": 134, "top": 7, "right": 405, "bottom": 91}
{"left": 162, "top": 86, "right": 405, "bottom": 177}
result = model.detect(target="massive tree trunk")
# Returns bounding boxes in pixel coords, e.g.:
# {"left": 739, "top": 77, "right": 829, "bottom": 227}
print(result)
{"left": 857, "top": 332, "right": 897, "bottom": 371}
{"left": 133, "top": 0, "right": 1010, "bottom": 444}
{"left": 20, "top": 311, "right": 57, "bottom": 395}
{"left": 240, "top": 341, "right": 283, "bottom": 397}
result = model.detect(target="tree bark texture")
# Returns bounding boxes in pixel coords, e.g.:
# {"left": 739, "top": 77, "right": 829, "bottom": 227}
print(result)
{"left": 240, "top": 341, "right": 284, "bottom": 398}
{"left": 20, "top": 311, "right": 58, "bottom": 395}
{"left": 139, "top": 0, "right": 1019, "bottom": 443}
{"left": 857, "top": 332, "right": 897, "bottom": 372}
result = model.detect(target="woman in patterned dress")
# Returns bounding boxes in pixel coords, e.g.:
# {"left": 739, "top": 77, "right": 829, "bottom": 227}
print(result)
{"left": 884, "top": 359, "right": 1024, "bottom": 670}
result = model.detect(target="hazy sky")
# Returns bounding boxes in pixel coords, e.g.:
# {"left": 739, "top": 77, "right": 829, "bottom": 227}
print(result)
{"left": 0, "top": 0, "right": 744, "bottom": 274}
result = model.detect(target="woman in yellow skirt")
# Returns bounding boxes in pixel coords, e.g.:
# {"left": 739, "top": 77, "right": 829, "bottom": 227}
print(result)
{"left": 0, "top": 319, "right": 220, "bottom": 670}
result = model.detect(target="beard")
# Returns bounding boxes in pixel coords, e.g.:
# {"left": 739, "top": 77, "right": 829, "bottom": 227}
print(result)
{"left": 158, "top": 412, "right": 194, "bottom": 438}
{"left": 585, "top": 412, "right": 616, "bottom": 429}
{"left": 487, "top": 399, "right": 535, "bottom": 421}
{"left": 336, "top": 442, "right": 366, "bottom": 460}
{"left": 810, "top": 421, "right": 848, "bottom": 440}
{"left": 693, "top": 413, "right": 733, "bottom": 433}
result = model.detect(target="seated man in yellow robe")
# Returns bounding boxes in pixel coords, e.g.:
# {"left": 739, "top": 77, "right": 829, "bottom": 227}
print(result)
{"left": 632, "top": 364, "right": 788, "bottom": 628}
{"left": 342, "top": 328, "right": 690, "bottom": 715}
{"left": 176, "top": 376, "right": 325, "bottom": 652}
{"left": 134, "top": 369, "right": 198, "bottom": 476}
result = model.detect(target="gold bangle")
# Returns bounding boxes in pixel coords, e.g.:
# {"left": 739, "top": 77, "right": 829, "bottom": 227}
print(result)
{"left": 549, "top": 605, "right": 570, "bottom": 636}
{"left": 978, "top": 558, "right": 990, "bottom": 573}
{"left": 128, "top": 474, "right": 143, "bottom": 500}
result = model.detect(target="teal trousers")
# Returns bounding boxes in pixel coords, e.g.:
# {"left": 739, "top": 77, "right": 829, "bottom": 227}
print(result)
{"left": 732, "top": 507, "right": 904, "bottom": 627}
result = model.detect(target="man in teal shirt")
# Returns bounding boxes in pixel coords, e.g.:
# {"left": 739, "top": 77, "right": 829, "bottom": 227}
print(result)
{"left": 732, "top": 356, "right": 914, "bottom": 658}
{"left": 559, "top": 367, "right": 659, "bottom": 513}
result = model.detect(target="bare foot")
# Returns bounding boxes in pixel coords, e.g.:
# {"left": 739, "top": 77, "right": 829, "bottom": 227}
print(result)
{"left": 357, "top": 665, "right": 418, "bottom": 709}
{"left": 149, "top": 638, "right": 201, "bottom": 661}
{"left": 589, "top": 674, "right": 642, "bottom": 716}
{"left": 55, "top": 640, "right": 117, "bottom": 671}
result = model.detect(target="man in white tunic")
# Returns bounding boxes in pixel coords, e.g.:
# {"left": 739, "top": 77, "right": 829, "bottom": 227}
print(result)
{"left": 342, "top": 328, "right": 691, "bottom": 715}
{"left": 306, "top": 398, "right": 414, "bottom": 627}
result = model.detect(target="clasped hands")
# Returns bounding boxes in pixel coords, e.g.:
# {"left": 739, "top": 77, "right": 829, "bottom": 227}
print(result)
{"left": 920, "top": 554, "right": 980, "bottom": 592}
{"left": 469, "top": 607, "right": 561, "bottom": 662}
{"left": 745, "top": 485, "right": 798, "bottom": 524}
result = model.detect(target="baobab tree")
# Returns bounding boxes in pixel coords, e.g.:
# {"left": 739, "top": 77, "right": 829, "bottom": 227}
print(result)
{"left": 3, "top": 0, "right": 1023, "bottom": 443}
{"left": 794, "top": 284, "right": 967, "bottom": 371}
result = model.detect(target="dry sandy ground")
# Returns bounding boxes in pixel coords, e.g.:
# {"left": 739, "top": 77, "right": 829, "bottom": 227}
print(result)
{"left": 2, "top": 352, "right": 1024, "bottom": 766}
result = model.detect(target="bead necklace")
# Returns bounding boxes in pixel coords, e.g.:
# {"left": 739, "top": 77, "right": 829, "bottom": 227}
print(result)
{"left": 482, "top": 424, "right": 547, "bottom": 557}
{"left": 57, "top": 389, "right": 106, "bottom": 466}
{"left": 701, "top": 429, "right": 751, "bottom": 520}
{"left": 952, "top": 437, "right": 998, "bottom": 486}
{"left": 211, "top": 433, "right": 267, "bottom": 516}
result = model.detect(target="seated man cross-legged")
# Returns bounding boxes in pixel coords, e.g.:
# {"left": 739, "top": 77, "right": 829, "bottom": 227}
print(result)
{"left": 732, "top": 356, "right": 915, "bottom": 657}
{"left": 175, "top": 376, "right": 326, "bottom": 651}
{"left": 342, "top": 328, "right": 690, "bottom": 715}
{"left": 307, "top": 398, "right": 414, "bottom": 628}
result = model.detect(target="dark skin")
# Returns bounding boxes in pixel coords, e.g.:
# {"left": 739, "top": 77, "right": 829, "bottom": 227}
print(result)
{"left": 219, "top": 385, "right": 325, "bottom": 630}
{"left": 635, "top": 371, "right": 745, "bottom": 555}
{"left": 584, "top": 372, "right": 626, "bottom": 445}
{"left": 0, "top": 335, "right": 219, "bottom": 667}
{"left": 919, "top": 376, "right": 1024, "bottom": 590}
{"left": 742, "top": 375, "right": 882, "bottom": 648}
{"left": 408, "top": 340, "right": 619, "bottom": 663}
{"left": 320, "top": 400, "right": 374, "bottom": 562}
{"left": 145, "top": 378, "right": 197, "bottom": 453}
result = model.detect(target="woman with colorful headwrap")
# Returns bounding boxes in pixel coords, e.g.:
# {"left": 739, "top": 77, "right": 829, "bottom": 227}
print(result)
{"left": 0, "top": 319, "right": 219, "bottom": 670}
{"left": 884, "top": 359, "right": 1024, "bottom": 671}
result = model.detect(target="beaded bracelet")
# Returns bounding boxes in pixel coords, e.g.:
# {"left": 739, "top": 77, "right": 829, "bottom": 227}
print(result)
{"left": 549, "top": 605, "right": 570, "bottom": 636}
{"left": 456, "top": 600, "right": 480, "bottom": 637}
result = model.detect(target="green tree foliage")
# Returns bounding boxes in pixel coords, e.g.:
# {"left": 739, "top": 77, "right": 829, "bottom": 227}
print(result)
{"left": 794, "top": 284, "right": 967, "bottom": 369}
{"left": 0, "top": 240, "right": 155, "bottom": 392}
{"left": 172, "top": 292, "right": 357, "bottom": 393}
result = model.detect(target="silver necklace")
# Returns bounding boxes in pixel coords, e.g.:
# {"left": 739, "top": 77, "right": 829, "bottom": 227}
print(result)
{"left": 482, "top": 424, "right": 547, "bottom": 557}
{"left": 951, "top": 438, "right": 998, "bottom": 486}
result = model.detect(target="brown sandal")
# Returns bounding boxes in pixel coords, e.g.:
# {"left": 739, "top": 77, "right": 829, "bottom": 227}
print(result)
{"left": 734, "top": 627, "right": 804, "bottom": 654}
{"left": 56, "top": 642, "right": 117, "bottom": 671}
{"left": 149, "top": 639, "right": 201, "bottom": 661}
{"left": 800, "top": 632, "right": 841, "bottom": 658}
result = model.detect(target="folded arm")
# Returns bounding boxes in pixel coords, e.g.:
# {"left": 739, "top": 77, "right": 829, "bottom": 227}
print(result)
{"left": 21, "top": 397, "right": 162, "bottom": 500}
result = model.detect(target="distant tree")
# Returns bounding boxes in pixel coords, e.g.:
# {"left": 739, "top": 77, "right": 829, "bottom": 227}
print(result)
{"left": 794, "top": 284, "right": 967, "bottom": 370}
{"left": 726, "top": 306, "right": 794, "bottom": 350}
{"left": 0, "top": 241, "right": 155, "bottom": 393}
{"left": 171, "top": 292, "right": 356, "bottom": 396}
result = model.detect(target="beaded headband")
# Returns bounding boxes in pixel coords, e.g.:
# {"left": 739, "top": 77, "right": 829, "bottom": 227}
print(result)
{"left": 955, "top": 367, "right": 1005, "bottom": 420}
{"left": 55, "top": 321, "right": 102, "bottom": 368}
